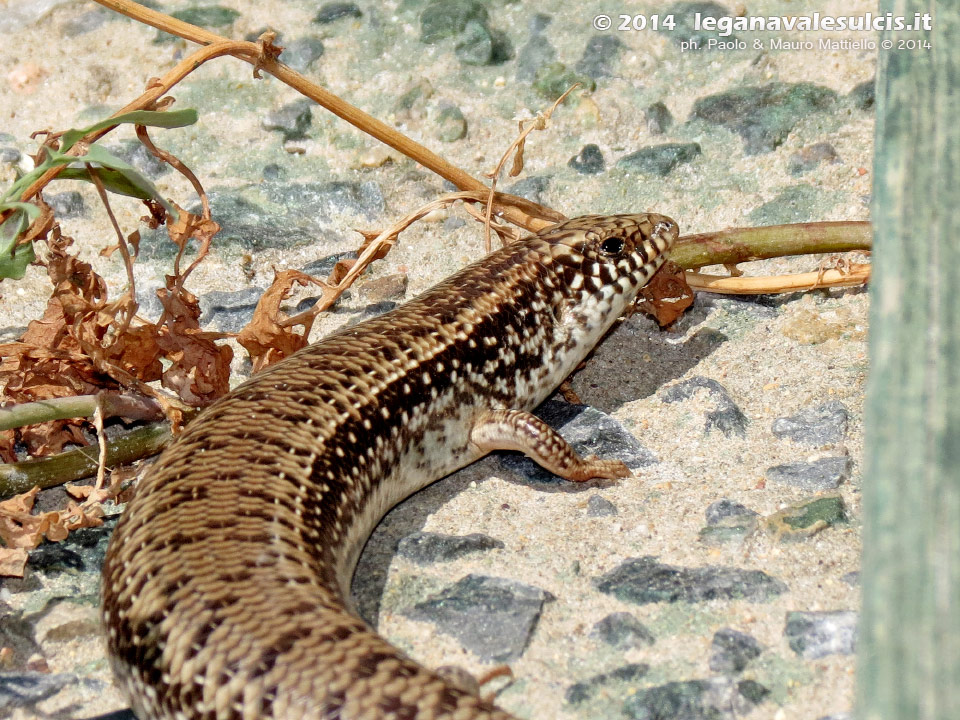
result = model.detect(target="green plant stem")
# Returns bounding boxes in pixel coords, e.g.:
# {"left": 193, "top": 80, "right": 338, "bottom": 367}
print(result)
{"left": 0, "top": 422, "right": 170, "bottom": 498}
{"left": 670, "top": 220, "right": 872, "bottom": 270}
{"left": 0, "top": 392, "right": 163, "bottom": 431}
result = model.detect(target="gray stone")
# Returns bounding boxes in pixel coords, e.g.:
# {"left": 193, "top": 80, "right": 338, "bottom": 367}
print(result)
{"left": 747, "top": 184, "right": 835, "bottom": 225}
{"left": 262, "top": 99, "right": 313, "bottom": 140}
{"left": 568, "top": 144, "right": 605, "bottom": 175}
{"left": 301, "top": 251, "right": 357, "bottom": 282}
{"left": 106, "top": 139, "right": 170, "bottom": 178}
{"left": 442, "top": 217, "right": 465, "bottom": 232}
{"left": 660, "top": 376, "right": 748, "bottom": 437}
{"left": 586, "top": 494, "right": 618, "bottom": 517}
{"left": 265, "top": 180, "right": 384, "bottom": 222}
{"left": 788, "top": 142, "right": 839, "bottom": 176}
{"left": 405, "top": 574, "right": 554, "bottom": 662}
{"left": 594, "top": 556, "right": 787, "bottom": 605}
{"left": 0, "top": 147, "right": 20, "bottom": 164}
{"left": 515, "top": 17, "right": 556, "bottom": 81}
{"left": 434, "top": 104, "right": 467, "bottom": 142}
{"left": 841, "top": 571, "right": 860, "bottom": 586}
{"left": 618, "top": 143, "right": 701, "bottom": 177}
{"left": 396, "top": 532, "right": 504, "bottom": 565}
{"left": 454, "top": 20, "right": 512, "bottom": 66}
{"left": 659, "top": 2, "right": 737, "bottom": 47}
{"left": 697, "top": 522, "right": 756, "bottom": 546}
{"left": 765, "top": 495, "right": 848, "bottom": 540}
{"left": 0, "top": 672, "right": 76, "bottom": 712}
{"left": 46, "top": 191, "right": 85, "bottom": 219}
{"left": 499, "top": 398, "right": 657, "bottom": 483}
{"left": 0, "top": 606, "right": 40, "bottom": 668}
{"left": 419, "top": 0, "right": 488, "bottom": 44}
{"left": 262, "top": 163, "right": 285, "bottom": 181}
{"left": 699, "top": 499, "right": 759, "bottom": 546}
{"left": 505, "top": 176, "right": 551, "bottom": 205}
{"left": 623, "top": 677, "right": 769, "bottom": 719}
{"left": 785, "top": 610, "right": 858, "bottom": 659}
{"left": 591, "top": 612, "right": 655, "bottom": 649}
{"left": 170, "top": 6, "right": 240, "bottom": 27}
{"left": 848, "top": 78, "right": 875, "bottom": 110}
{"left": 313, "top": 2, "right": 362, "bottom": 24}
{"left": 766, "top": 456, "right": 852, "bottom": 491}
{"left": 645, "top": 102, "right": 673, "bottom": 134}
{"left": 282, "top": 37, "right": 325, "bottom": 72}
{"left": 156, "top": 6, "right": 239, "bottom": 41}
{"left": 199, "top": 288, "right": 263, "bottom": 332}
{"left": 691, "top": 83, "right": 838, "bottom": 155}
{"left": 772, "top": 400, "right": 850, "bottom": 445}
{"left": 565, "top": 663, "right": 649, "bottom": 704}
{"left": 60, "top": 8, "right": 111, "bottom": 36}
{"left": 705, "top": 499, "right": 758, "bottom": 525}
{"left": 709, "top": 628, "right": 762, "bottom": 673}
{"left": 576, "top": 35, "right": 624, "bottom": 79}
{"left": 532, "top": 62, "right": 596, "bottom": 101}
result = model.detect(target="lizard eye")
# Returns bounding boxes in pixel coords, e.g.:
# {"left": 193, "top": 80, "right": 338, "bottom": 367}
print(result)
{"left": 600, "top": 237, "right": 624, "bottom": 256}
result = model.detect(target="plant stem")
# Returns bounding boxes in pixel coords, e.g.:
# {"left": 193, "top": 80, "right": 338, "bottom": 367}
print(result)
{"left": 0, "top": 422, "right": 170, "bottom": 497}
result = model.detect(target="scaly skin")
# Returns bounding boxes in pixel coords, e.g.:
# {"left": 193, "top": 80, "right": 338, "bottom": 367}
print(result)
{"left": 101, "top": 213, "right": 678, "bottom": 720}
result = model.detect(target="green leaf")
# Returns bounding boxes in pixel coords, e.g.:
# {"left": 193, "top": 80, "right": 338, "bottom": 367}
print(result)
{"left": 0, "top": 205, "right": 40, "bottom": 280}
{"left": 60, "top": 109, "right": 199, "bottom": 152}
{"left": 56, "top": 167, "right": 153, "bottom": 200}
{"left": 73, "top": 144, "right": 177, "bottom": 217}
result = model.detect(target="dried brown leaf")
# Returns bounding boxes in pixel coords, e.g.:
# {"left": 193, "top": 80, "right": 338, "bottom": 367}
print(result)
{"left": 636, "top": 260, "right": 694, "bottom": 327}
{"left": 238, "top": 269, "right": 323, "bottom": 372}
{"left": 0, "top": 548, "right": 29, "bottom": 578}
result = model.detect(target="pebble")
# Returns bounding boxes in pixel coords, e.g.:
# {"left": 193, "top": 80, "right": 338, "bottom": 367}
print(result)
{"left": 198, "top": 288, "right": 264, "bottom": 332}
{"left": 567, "top": 144, "right": 605, "bottom": 174}
{"left": 644, "top": 101, "right": 673, "bottom": 135}
{"left": 659, "top": 376, "right": 748, "bottom": 437}
{"left": 575, "top": 35, "right": 624, "bottom": 79}
{"left": 766, "top": 457, "right": 852, "bottom": 491}
{"left": 46, "top": 191, "right": 85, "bottom": 219}
{"left": 764, "top": 494, "right": 848, "bottom": 540}
{"left": 594, "top": 556, "right": 787, "bottom": 605}
{"left": 396, "top": 532, "right": 503, "bottom": 564}
{"left": 505, "top": 176, "right": 551, "bottom": 205}
{"left": 565, "top": 663, "right": 649, "bottom": 705}
{"left": 772, "top": 400, "right": 850, "bottom": 445}
{"left": 590, "top": 612, "right": 655, "bottom": 649}
{"left": 705, "top": 499, "right": 758, "bottom": 525}
{"left": 515, "top": 15, "right": 556, "bottom": 81}
{"left": 747, "top": 184, "right": 836, "bottom": 225}
{"left": 419, "top": 0, "right": 488, "bottom": 44}
{"left": 281, "top": 37, "right": 326, "bottom": 72}
{"left": 433, "top": 104, "right": 468, "bottom": 142}
{"left": 788, "top": 142, "right": 839, "bottom": 176}
{"left": 848, "top": 79, "right": 875, "bottom": 110}
{"left": 261, "top": 99, "right": 313, "bottom": 140}
{"left": 691, "top": 83, "right": 837, "bottom": 155}
{"left": 313, "top": 2, "right": 362, "bottom": 24}
{"left": 404, "top": 574, "right": 554, "bottom": 662}
{"left": 586, "top": 494, "right": 618, "bottom": 517}
{"left": 784, "top": 610, "right": 858, "bottom": 659}
{"left": 624, "top": 677, "right": 769, "bottom": 719}
{"left": 659, "top": 1, "right": 737, "bottom": 47}
{"left": 617, "top": 142, "right": 702, "bottom": 177}
{"left": 709, "top": 628, "right": 762, "bottom": 673}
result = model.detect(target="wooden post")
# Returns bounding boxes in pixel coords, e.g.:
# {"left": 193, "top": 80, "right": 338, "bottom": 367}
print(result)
{"left": 858, "top": 2, "right": 960, "bottom": 719}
